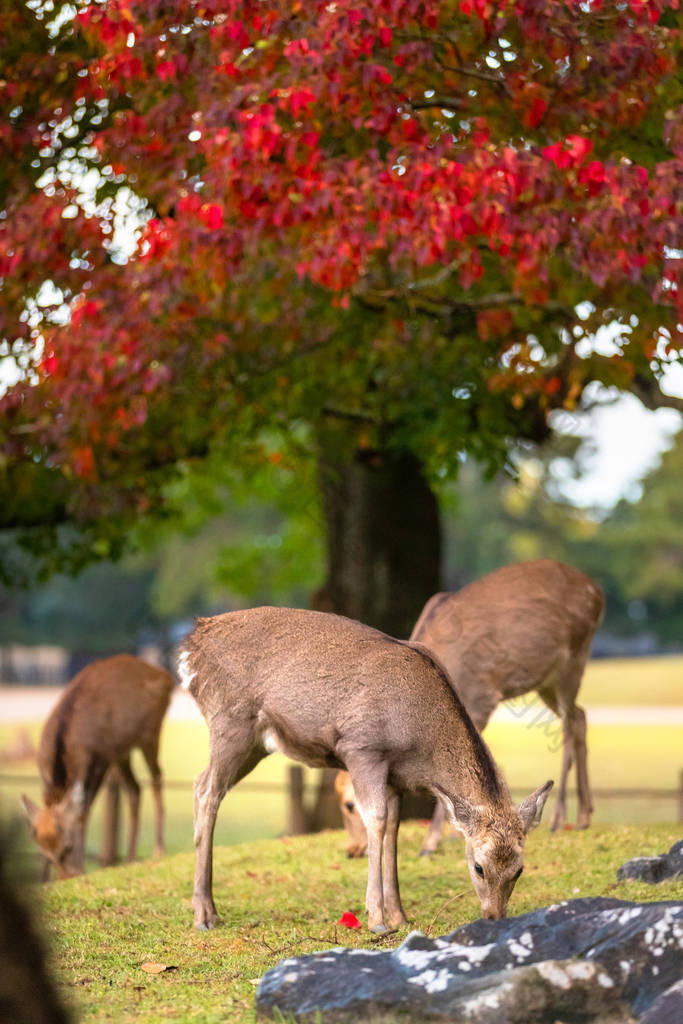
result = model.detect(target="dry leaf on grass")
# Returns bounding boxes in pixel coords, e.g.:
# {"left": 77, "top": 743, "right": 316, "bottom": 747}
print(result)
{"left": 140, "top": 962, "right": 177, "bottom": 974}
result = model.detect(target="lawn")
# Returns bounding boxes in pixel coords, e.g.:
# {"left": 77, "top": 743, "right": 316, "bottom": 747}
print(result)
{"left": 24, "top": 822, "right": 683, "bottom": 1024}
{"left": 579, "top": 654, "right": 683, "bottom": 706}
{"left": 1, "top": 656, "right": 681, "bottom": 1022}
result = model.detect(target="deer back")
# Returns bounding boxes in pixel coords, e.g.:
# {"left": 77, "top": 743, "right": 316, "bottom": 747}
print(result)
{"left": 182, "top": 607, "right": 507, "bottom": 808}
{"left": 410, "top": 559, "right": 604, "bottom": 713}
{"left": 38, "top": 655, "right": 174, "bottom": 802}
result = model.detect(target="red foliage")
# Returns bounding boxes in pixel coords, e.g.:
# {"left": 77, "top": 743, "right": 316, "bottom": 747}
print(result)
{"left": 0, "top": 0, "right": 681, "bottom": 496}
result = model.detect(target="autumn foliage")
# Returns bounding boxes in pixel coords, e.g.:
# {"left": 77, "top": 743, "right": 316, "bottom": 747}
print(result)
{"left": 0, "top": 1, "right": 681, "bottom": 562}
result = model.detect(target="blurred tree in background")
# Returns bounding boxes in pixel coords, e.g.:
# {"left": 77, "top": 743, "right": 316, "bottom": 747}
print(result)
{"left": 2, "top": 426, "right": 681, "bottom": 651}
{"left": 1, "top": 1, "right": 682, "bottom": 639}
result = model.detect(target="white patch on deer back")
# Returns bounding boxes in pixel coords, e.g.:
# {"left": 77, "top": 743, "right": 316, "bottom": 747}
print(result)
{"left": 177, "top": 650, "right": 197, "bottom": 691}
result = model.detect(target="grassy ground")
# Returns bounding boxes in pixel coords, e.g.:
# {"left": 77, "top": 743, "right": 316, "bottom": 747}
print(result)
{"left": 1, "top": 657, "right": 681, "bottom": 1021}
{"left": 26, "top": 822, "right": 683, "bottom": 1024}
{"left": 579, "top": 654, "right": 683, "bottom": 706}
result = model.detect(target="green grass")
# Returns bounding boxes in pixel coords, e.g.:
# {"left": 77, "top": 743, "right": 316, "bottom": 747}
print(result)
{"left": 580, "top": 654, "right": 683, "bottom": 706}
{"left": 23, "top": 822, "right": 682, "bottom": 1024}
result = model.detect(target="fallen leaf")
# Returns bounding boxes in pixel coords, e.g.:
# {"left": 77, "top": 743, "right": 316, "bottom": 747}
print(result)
{"left": 249, "top": 978, "right": 261, "bottom": 986}
{"left": 337, "top": 911, "right": 362, "bottom": 929}
{"left": 140, "top": 962, "right": 177, "bottom": 974}
{"left": 330, "top": 863, "right": 340, "bottom": 870}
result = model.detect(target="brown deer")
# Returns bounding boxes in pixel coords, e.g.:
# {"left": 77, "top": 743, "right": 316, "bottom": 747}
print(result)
{"left": 178, "top": 607, "right": 553, "bottom": 933}
{"left": 22, "top": 655, "right": 174, "bottom": 879}
{"left": 337, "top": 559, "right": 604, "bottom": 858}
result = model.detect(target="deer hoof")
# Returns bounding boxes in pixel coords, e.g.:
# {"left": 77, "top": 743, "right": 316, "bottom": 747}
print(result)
{"left": 369, "top": 922, "right": 389, "bottom": 935}
{"left": 195, "top": 915, "right": 221, "bottom": 931}
{"left": 419, "top": 848, "right": 435, "bottom": 857}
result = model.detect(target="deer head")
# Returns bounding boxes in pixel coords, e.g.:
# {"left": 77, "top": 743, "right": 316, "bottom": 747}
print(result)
{"left": 21, "top": 784, "right": 86, "bottom": 879}
{"left": 334, "top": 770, "right": 367, "bottom": 858}
{"left": 438, "top": 780, "right": 553, "bottom": 919}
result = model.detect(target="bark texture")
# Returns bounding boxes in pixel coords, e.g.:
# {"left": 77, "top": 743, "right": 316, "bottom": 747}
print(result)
{"left": 318, "top": 436, "right": 441, "bottom": 640}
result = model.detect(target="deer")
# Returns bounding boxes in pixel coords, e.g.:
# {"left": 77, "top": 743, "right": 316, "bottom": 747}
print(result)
{"left": 22, "top": 654, "right": 174, "bottom": 879}
{"left": 336, "top": 559, "right": 604, "bottom": 859}
{"left": 178, "top": 606, "right": 553, "bottom": 933}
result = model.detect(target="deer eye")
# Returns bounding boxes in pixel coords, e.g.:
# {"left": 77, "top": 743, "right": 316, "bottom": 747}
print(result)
{"left": 345, "top": 802, "right": 355, "bottom": 813}
{"left": 474, "top": 862, "right": 484, "bottom": 877}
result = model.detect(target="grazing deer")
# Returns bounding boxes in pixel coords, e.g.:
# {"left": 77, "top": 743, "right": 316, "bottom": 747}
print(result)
{"left": 337, "top": 559, "right": 604, "bottom": 858}
{"left": 179, "top": 607, "right": 553, "bottom": 932}
{"left": 22, "top": 655, "right": 174, "bottom": 879}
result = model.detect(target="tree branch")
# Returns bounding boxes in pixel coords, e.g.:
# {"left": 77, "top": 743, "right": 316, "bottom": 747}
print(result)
{"left": 631, "top": 374, "right": 683, "bottom": 416}
{"left": 356, "top": 284, "right": 574, "bottom": 321}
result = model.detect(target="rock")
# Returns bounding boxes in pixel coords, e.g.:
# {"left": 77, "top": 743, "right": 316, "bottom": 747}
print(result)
{"left": 639, "top": 978, "right": 683, "bottom": 1024}
{"left": 617, "top": 839, "right": 683, "bottom": 885}
{"left": 256, "top": 897, "right": 682, "bottom": 1022}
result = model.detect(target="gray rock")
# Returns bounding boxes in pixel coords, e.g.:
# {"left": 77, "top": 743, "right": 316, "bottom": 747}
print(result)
{"left": 639, "top": 978, "right": 683, "bottom": 1024}
{"left": 255, "top": 897, "right": 682, "bottom": 1021}
{"left": 617, "top": 839, "right": 683, "bottom": 884}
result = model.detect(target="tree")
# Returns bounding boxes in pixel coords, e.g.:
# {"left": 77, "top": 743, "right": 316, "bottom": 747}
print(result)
{"left": 1, "top": 1, "right": 682, "bottom": 634}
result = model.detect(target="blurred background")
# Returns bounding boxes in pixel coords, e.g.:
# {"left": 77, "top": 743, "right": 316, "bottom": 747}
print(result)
{"left": 2, "top": 418, "right": 682, "bottom": 867}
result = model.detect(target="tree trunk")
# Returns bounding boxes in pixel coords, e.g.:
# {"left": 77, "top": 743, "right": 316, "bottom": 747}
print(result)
{"left": 317, "top": 433, "right": 442, "bottom": 639}
{"left": 302, "top": 430, "right": 441, "bottom": 832}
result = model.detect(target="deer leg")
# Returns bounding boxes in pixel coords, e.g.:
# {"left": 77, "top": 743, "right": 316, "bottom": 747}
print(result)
{"left": 73, "top": 757, "right": 108, "bottom": 873}
{"left": 346, "top": 762, "right": 389, "bottom": 934}
{"left": 537, "top": 687, "right": 571, "bottom": 834}
{"left": 116, "top": 757, "right": 141, "bottom": 862}
{"left": 192, "top": 728, "right": 265, "bottom": 930}
{"left": 142, "top": 742, "right": 165, "bottom": 858}
{"left": 419, "top": 800, "right": 447, "bottom": 856}
{"left": 573, "top": 705, "right": 592, "bottom": 829}
{"left": 549, "top": 715, "right": 574, "bottom": 832}
{"left": 382, "top": 786, "right": 407, "bottom": 930}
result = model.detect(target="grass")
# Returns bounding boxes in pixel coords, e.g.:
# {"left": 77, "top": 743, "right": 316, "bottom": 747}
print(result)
{"left": 23, "top": 822, "right": 682, "bottom": 1024}
{"left": 1, "top": 656, "right": 681, "bottom": 1021}
{"left": 579, "top": 654, "right": 683, "bottom": 706}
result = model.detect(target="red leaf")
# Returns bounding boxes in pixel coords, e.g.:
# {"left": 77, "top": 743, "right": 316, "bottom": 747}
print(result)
{"left": 156, "top": 60, "right": 176, "bottom": 81}
{"left": 525, "top": 97, "right": 547, "bottom": 129}
{"left": 565, "top": 135, "right": 592, "bottom": 164}
{"left": 338, "top": 911, "right": 362, "bottom": 929}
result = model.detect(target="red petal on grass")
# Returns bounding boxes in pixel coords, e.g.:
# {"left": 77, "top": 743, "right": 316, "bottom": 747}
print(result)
{"left": 338, "top": 911, "right": 362, "bottom": 929}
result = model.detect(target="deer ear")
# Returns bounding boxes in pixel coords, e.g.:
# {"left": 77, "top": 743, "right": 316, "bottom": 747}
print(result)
{"left": 518, "top": 780, "right": 554, "bottom": 833}
{"left": 433, "top": 787, "right": 481, "bottom": 837}
{"left": 21, "top": 794, "right": 40, "bottom": 828}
